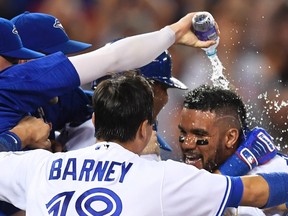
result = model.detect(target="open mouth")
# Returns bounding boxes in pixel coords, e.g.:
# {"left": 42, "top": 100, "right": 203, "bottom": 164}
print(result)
{"left": 184, "top": 153, "right": 203, "bottom": 168}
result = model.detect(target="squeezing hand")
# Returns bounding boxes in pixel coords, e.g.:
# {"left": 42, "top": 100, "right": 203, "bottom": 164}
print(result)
{"left": 219, "top": 127, "right": 277, "bottom": 176}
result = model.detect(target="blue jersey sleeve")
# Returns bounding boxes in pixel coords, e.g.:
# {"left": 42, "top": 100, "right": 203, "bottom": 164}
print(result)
{"left": 1, "top": 52, "right": 80, "bottom": 110}
{"left": 0, "top": 52, "right": 80, "bottom": 133}
{"left": 226, "top": 176, "right": 243, "bottom": 207}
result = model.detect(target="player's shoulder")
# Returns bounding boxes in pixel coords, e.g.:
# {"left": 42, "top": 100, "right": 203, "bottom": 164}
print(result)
{"left": 159, "top": 159, "right": 215, "bottom": 179}
{"left": 249, "top": 153, "right": 288, "bottom": 174}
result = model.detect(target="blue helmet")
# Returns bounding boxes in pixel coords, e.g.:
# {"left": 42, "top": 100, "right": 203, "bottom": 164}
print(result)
{"left": 90, "top": 50, "right": 188, "bottom": 90}
{"left": 139, "top": 50, "right": 187, "bottom": 90}
{"left": 91, "top": 37, "right": 187, "bottom": 90}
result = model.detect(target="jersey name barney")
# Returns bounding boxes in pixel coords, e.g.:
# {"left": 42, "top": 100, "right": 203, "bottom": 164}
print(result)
{"left": 49, "top": 158, "right": 133, "bottom": 183}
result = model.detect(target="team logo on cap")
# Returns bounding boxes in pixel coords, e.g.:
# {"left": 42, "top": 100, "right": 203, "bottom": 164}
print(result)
{"left": 53, "top": 19, "right": 65, "bottom": 31}
{"left": 12, "top": 25, "right": 19, "bottom": 35}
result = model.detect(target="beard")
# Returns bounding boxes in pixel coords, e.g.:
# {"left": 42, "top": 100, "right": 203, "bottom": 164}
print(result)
{"left": 206, "top": 143, "right": 227, "bottom": 172}
{"left": 203, "top": 159, "right": 219, "bottom": 173}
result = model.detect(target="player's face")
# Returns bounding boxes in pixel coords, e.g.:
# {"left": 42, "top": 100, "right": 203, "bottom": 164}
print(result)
{"left": 178, "top": 108, "right": 228, "bottom": 173}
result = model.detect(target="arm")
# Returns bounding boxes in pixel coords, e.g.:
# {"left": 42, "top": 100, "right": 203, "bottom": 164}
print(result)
{"left": 7, "top": 116, "right": 51, "bottom": 151}
{"left": 238, "top": 173, "right": 288, "bottom": 209}
{"left": 240, "top": 175, "right": 269, "bottom": 207}
{"left": 69, "top": 12, "right": 217, "bottom": 85}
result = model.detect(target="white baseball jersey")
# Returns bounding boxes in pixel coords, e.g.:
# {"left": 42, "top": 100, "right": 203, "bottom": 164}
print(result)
{"left": 55, "top": 119, "right": 96, "bottom": 151}
{"left": 226, "top": 154, "right": 288, "bottom": 216}
{"left": 0, "top": 142, "right": 242, "bottom": 216}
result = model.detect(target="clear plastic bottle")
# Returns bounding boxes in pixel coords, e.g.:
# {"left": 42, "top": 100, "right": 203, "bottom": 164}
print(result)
{"left": 192, "top": 11, "right": 219, "bottom": 56}
{"left": 192, "top": 12, "right": 230, "bottom": 89}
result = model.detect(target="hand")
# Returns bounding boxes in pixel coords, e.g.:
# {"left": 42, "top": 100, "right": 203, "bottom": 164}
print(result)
{"left": 141, "top": 130, "right": 160, "bottom": 156}
{"left": 219, "top": 127, "right": 277, "bottom": 176}
{"left": 10, "top": 116, "right": 52, "bottom": 150}
{"left": 169, "top": 12, "right": 220, "bottom": 48}
{"left": 244, "top": 127, "right": 277, "bottom": 165}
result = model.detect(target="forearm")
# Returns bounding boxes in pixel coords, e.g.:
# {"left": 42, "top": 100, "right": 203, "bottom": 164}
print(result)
{"left": 240, "top": 173, "right": 288, "bottom": 208}
{"left": 70, "top": 27, "right": 175, "bottom": 85}
{"left": 240, "top": 175, "right": 269, "bottom": 207}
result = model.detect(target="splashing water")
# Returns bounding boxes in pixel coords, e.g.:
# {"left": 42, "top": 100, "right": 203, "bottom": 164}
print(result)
{"left": 257, "top": 91, "right": 288, "bottom": 152}
{"left": 258, "top": 91, "right": 288, "bottom": 113}
{"left": 207, "top": 54, "right": 230, "bottom": 89}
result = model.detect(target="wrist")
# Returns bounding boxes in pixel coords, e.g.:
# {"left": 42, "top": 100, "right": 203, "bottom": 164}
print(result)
{"left": 0, "top": 131, "right": 22, "bottom": 151}
{"left": 10, "top": 126, "right": 30, "bottom": 148}
{"left": 219, "top": 152, "right": 251, "bottom": 176}
{"left": 161, "top": 26, "right": 176, "bottom": 44}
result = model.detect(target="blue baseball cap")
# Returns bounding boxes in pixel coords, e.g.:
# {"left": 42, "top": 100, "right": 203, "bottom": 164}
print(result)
{"left": 140, "top": 50, "right": 188, "bottom": 90}
{"left": 11, "top": 12, "right": 92, "bottom": 55}
{"left": 0, "top": 17, "right": 44, "bottom": 59}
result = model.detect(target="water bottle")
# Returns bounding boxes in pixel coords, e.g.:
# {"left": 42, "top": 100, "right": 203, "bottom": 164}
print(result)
{"left": 192, "top": 12, "right": 219, "bottom": 56}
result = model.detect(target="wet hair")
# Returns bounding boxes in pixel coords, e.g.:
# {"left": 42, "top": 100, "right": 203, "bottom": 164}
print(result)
{"left": 92, "top": 70, "right": 153, "bottom": 142}
{"left": 184, "top": 84, "right": 248, "bottom": 132}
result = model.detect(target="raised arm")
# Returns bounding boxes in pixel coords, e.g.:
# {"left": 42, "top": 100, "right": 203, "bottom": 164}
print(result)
{"left": 69, "top": 12, "right": 217, "bottom": 85}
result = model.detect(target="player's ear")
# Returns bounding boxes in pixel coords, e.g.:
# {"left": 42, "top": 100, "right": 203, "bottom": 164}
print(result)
{"left": 138, "top": 120, "right": 152, "bottom": 144}
{"left": 225, "top": 128, "right": 239, "bottom": 149}
{"left": 92, "top": 112, "right": 95, "bottom": 126}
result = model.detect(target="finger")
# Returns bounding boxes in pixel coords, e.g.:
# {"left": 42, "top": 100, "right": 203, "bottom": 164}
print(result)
{"left": 41, "top": 139, "right": 51, "bottom": 150}
{"left": 45, "top": 139, "right": 52, "bottom": 149}
{"left": 195, "top": 40, "right": 217, "bottom": 48}
{"left": 28, "top": 139, "right": 52, "bottom": 150}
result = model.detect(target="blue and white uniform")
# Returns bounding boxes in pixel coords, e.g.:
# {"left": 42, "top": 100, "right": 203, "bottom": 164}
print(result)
{"left": 226, "top": 154, "right": 288, "bottom": 216}
{"left": 0, "top": 142, "right": 242, "bottom": 216}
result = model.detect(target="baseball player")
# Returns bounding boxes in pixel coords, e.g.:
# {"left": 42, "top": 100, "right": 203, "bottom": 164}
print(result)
{"left": 178, "top": 84, "right": 285, "bottom": 215}
{"left": 11, "top": 11, "right": 94, "bottom": 152}
{"left": 0, "top": 17, "right": 49, "bottom": 151}
{"left": 0, "top": 71, "right": 287, "bottom": 215}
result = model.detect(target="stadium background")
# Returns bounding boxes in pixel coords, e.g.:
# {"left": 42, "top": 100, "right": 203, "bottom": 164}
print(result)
{"left": 1, "top": 0, "right": 288, "bottom": 160}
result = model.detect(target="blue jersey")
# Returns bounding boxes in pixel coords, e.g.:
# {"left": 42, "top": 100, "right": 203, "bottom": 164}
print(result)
{"left": 32, "top": 87, "right": 93, "bottom": 140}
{"left": 0, "top": 52, "right": 79, "bottom": 134}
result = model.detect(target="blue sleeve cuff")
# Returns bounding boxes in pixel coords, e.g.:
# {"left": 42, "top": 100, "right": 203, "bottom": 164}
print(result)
{"left": 0, "top": 131, "right": 22, "bottom": 151}
{"left": 226, "top": 176, "right": 243, "bottom": 207}
{"left": 258, "top": 172, "right": 288, "bottom": 208}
